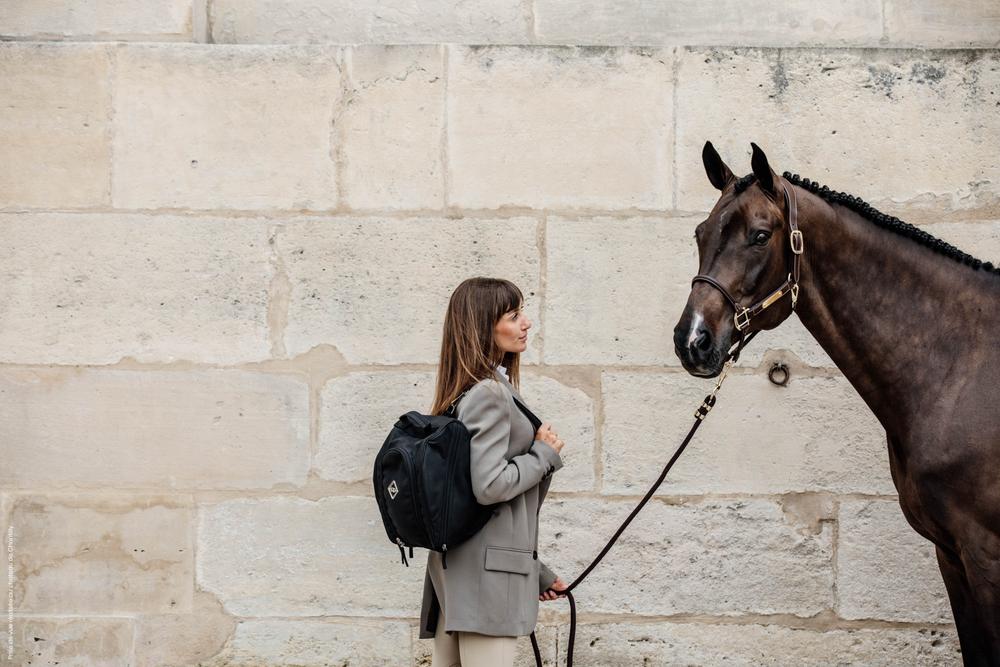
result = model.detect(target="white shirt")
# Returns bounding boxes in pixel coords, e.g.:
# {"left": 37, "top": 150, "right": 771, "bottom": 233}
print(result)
{"left": 496, "top": 363, "right": 508, "bottom": 380}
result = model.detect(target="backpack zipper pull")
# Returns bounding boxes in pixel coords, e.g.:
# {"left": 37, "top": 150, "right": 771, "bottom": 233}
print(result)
{"left": 442, "top": 544, "right": 448, "bottom": 570}
{"left": 396, "top": 537, "right": 409, "bottom": 567}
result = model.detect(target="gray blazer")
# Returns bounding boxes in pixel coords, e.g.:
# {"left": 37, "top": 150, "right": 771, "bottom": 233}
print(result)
{"left": 418, "top": 368, "right": 565, "bottom": 638}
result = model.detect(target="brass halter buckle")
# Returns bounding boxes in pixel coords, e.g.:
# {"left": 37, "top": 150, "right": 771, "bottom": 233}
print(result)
{"left": 734, "top": 307, "right": 751, "bottom": 331}
{"left": 790, "top": 229, "right": 804, "bottom": 254}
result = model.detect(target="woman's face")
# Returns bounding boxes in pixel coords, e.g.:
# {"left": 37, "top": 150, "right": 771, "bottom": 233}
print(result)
{"left": 493, "top": 302, "right": 531, "bottom": 354}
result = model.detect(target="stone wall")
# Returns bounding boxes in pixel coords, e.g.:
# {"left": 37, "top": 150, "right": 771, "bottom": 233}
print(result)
{"left": 2, "top": 2, "right": 998, "bottom": 665}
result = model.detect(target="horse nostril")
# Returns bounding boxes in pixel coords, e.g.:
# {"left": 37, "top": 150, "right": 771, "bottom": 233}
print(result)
{"left": 694, "top": 329, "right": 713, "bottom": 352}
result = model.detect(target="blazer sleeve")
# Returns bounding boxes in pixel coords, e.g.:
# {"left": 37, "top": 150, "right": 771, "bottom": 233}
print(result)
{"left": 538, "top": 558, "right": 558, "bottom": 593}
{"left": 459, "top": 379, "right": 564, "bottom": 506}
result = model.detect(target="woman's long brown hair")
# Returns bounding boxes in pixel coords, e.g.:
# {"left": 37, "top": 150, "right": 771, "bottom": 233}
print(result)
{"left": 430, "top": 277, "right": 524, "bottom": 415}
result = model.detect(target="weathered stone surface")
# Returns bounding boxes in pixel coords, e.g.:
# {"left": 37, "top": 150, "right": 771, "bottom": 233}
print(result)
{"left": 0, "top": 213, "right": 274, "bottom": 365}
{"left": 318, "top": 370, "right": 595, "bottom": 492}
{"left": 0, "top": 368, "right": 309, "bottom": 490}
{"left": 545, "top": 216, "right": 695, "bottom": 365}
{"left": 676, "top": 49, "right": 1000, "bottom": 214}
{"left": 535, "top": 0, "right": 882, "bottom": 47}
{"left": 885, "top": 0, "right": 1000, "bottom": 47}
{"left": 556, "top": 621, "right": 960, "bottom": 666}
{"left": 602, "top": 371, "right": 891, "bottom": 495}
{"left": 837, "top": 500, "right": 954, "bottom": 623}
{"left": 7, "top": 617, "right": 133, "bottom": 667}
{"left": 201, "top": 618, "right": 411, "bottom": 666}
{"left": 133, "top": 591, "right": 237, "bottom": 667}
{"left": 536, "top": 497, "right": 833, "bottom": 616}
{"left": 211, "top": 0, "right": 527, "bottom": 44}
{"left": 917, "top": 221, "right": 1000, "bottom": 266}
{"left": 318, "top": 370, "right": 435, "bottom": 484}
{"left": 10, "top": 494, "right": 193, "bottom": 613}
{"left": 413, "top": 622, "right": 559, "bottom": 666}
{"left": 0, "top": 1, "right": 196, "bottom": 40}
{"left": 198, "top": 496, "right": 425, "bottom": 616}
{"left": 545, "top": 216, "right": 835, "bottom": 367}
{"left": 341, "top": 45, "right": 445, "bottom": 211}
{"left": 0, "top": 43, "right": 111, "bottom": 208}
{"left": 520, "top": 374, "right": 596, "bottom": 493}
{"left": 275, "top": 216, "right": 541, "bottom": 363}
{"left": 448, "top": 46, "right": 672, "bottom": 210}
{"left": 113, "top": 44, "right": 340, "bottom": 210}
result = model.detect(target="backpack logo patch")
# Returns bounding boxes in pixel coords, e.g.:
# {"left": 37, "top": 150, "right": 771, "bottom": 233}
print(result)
{"left": 387, "top": 479, "right": 399, "bottom": 499}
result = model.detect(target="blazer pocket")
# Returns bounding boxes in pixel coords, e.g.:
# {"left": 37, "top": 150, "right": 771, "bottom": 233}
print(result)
{"left": 484, "top": 545, "right": 533, "bottom": 575}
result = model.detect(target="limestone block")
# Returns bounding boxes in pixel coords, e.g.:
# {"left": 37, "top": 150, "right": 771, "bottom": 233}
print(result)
{"left": 519, "top": 373, "right": 596, "bottom": 493}
{"left": 197, "top": 496, "right": 425, "bottom": 616}
{"left": 201, "top": 618, "right": 411, "bottom": 666}
{"left": 885, "top": 0, "right": 1000, "bottom": 47}
{"left": 7, "top": 617, "right": 133, "bottom": 667}
{"left": 0, "top": 43, "right": 110, "bottom": 208}
{"left": 676, "top": 49, "right": 1000, "bottom": 213}
{"left": 133, "top": 591, "right": 237, "bottom": 667}
{"left": 413, "top": 622, "right": 559, "bottom": 666}
{"left": 837, "top": 499, "right": 954, "bottom": 623}
{"left": 556, "top": 621, "right": 960, "bottom": 666}
{"left": 447, "top": 46, "right": 672, "bottom": 210}
{"left": 535, "top": 0, "right": 882, "bottom": 47}
{"left": 545, "top": 216, "right": 834, "bottom": 367}
{"left": 211, "top": 0, "right": 527, "bottom": 45}
{"left": 0, "top": 213, "right": 274, "bottom": 365}
{"left": 535, "top": 497, "right": 833, "bottom": 616}
{"left": 341, "top": 45, "right": 445, "bottom": 211}
{"left": 318, "top": 370, "right": 436, "bottom": 483}
{"left": 0, "top": 1, "right": 195, "bottom": 40}
{"left": 10, "top": 494, "right": 193, "bottom": 613}
{"left": 545, "top": 216, "right": 697, "bottom": 366}
{"left": 0, "top": 368, "right": 309, "bottom": 490}
{"left": 602, "top": 371, "right": 892, "bottom": 495}
{"left": 274, "top": 216, "right": 541, "bottom": 364}
{"left": 113, "top": 44, "right": 340, "bottom": 210}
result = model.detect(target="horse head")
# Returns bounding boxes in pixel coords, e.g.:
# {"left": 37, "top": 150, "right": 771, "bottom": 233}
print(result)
{"left": 673, "top": 141, "right": 800, "bottom": 377}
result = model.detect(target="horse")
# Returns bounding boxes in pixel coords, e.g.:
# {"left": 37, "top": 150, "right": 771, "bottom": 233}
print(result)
{"left": 672, "top": 141, "right": 1000, "bottom": 666}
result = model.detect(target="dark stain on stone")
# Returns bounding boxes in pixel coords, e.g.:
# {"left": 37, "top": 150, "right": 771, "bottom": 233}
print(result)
{"left": 865, "top": 64, "right": 903, "bottom": 99}
{"left": 910, "top": 62, "right": 946, "bottom": 85}
{"left": 770, "top": 57, "right": 789, "bottom": 99}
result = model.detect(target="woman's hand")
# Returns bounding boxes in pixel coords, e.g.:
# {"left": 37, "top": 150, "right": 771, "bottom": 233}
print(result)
{"left": 539, "top": 576, "right": 568, "bottom": 601}
{"left": 535, "top": 423, "right": 565, "bottom": 454}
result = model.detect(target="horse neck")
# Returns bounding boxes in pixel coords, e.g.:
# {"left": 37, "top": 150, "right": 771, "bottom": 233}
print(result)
{"left": 791, "top": 189, "right": 999, "bottom": 436}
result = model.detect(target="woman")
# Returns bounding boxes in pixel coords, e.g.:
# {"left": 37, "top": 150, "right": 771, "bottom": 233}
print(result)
{"left": 418, "top": 276, "right": 569, "bottom": 667}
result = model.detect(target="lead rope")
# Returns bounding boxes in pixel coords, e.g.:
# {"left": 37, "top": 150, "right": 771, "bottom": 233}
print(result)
{"left": 528, "top": 329, "right": 760, "bottom": 666}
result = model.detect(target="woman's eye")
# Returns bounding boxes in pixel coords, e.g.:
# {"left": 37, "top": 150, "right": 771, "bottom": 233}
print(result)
{"left": 751, "top": 231, "right": 771, "bottom": 245}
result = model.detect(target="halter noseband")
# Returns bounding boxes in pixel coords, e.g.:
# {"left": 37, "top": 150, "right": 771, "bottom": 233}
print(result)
{"left": 690, "top": 180, "right": 803, "bottom": 343}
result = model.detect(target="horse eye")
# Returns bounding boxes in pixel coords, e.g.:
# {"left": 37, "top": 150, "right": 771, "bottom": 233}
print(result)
{"left": 751, "top": 231, "right": 771, "bottom": 245}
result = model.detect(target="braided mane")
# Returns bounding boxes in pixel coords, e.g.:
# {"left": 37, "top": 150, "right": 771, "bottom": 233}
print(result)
{"left": 731, "top": 172, "right": 999, "bottom": 277}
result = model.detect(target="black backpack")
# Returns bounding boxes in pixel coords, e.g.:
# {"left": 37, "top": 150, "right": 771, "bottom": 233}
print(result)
{"left": 372, "top": 386, "right": 542, "bottom": 569}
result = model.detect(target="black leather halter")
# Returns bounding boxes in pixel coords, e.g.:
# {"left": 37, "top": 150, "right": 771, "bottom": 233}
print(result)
{"left": 690, "top": 180, "right": 804, "bottom": 354}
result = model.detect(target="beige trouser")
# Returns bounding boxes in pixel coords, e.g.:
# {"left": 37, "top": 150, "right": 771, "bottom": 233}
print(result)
{"left": 430, "top": 604, "right": 517, "bottom": 667}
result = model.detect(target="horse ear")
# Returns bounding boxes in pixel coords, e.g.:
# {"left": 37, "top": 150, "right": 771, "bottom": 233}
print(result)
{"left": 702, "top": 141, "right": 734, "bottom": 191}
{"left": 750, "top": 142, "right": 778, "bottom": 195}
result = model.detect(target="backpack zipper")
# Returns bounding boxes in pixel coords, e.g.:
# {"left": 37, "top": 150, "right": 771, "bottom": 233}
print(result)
{"left": 440, "top": 427, "right": 460, "bottom": 569}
